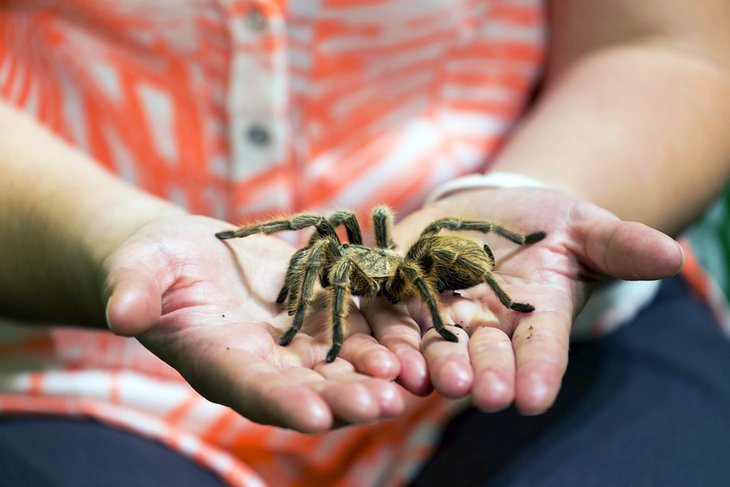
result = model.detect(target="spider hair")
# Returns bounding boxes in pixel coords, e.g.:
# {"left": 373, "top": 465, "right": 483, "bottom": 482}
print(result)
{"left": 217, "top": 207, "right": 545, "bottom": 362}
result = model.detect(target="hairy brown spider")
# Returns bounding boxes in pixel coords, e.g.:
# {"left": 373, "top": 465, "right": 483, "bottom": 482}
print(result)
{"left": 216, "top": 206, "right": 545, "bottom": 363}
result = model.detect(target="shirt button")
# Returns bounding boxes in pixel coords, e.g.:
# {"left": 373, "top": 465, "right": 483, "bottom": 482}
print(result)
{"left": 245, "top": 7, "right": 268, "bottom": 32}
{"left": 247, "top": 123, "right": 271, "bottom": 146}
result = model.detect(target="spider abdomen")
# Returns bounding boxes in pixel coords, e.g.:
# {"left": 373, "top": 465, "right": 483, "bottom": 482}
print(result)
{"left": 421, "top": 235, "right": 495, "bottom": 292}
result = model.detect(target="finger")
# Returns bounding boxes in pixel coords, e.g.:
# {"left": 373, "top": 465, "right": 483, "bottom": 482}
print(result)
{"left": 582, "top": 220, "right": 684, "bottom": 280}
{"left": 314, "top": 359, "right": 405, "bottom": 421}
{"left": 469, "top": 326, "right": 516, "bottom": 412}
{"left": 363, "top": 300, "right": 433, "bottom": 396}
{"left": 281, "top": 308, "right": 401, "bottom": 379}
{"left": 421, "top": 325, "right": 473, "bottom": 398}
{"left": 438, "top": 291, "right": 517, "bottom": 409}
{"left": 185, "top": 348, "right": 335, "bottom": 433}
{"left": 177, "top": 330, "right": 402, "bottom": 431}
{"left": 105, "top": 268, "right": 163, "bottom": 336}
{"left": 338, "top": 332, "right": 401, "bottom": 380}
{"left": 512, "top": 310, "right": 570, "bottom": 415}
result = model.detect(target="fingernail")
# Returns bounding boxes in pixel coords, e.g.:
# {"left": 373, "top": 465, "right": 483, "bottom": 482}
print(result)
{"left": 673, "top": 240, "right": 685, "bottom": 276}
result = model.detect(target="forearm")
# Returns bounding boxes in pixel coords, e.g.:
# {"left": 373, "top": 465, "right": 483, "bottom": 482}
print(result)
{"left": 0, "top": 101, "right": 182, "bottom": 326}
{"left": 489, "top": 1, "right": 730, "bottom": 235}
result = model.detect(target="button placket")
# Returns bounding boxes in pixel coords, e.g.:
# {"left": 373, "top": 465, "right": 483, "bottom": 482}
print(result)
{"left": 244, "top": 6, "right": 268, "bottom": 32}
{"left": 227, "top": 2, "right": 283, "bottom": 181}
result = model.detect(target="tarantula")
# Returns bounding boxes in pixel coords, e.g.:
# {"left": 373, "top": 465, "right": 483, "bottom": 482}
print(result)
{"left": 216, "top": 207, "right": 545, "bottom": 362}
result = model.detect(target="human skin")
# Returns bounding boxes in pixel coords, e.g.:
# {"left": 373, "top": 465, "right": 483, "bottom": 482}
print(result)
{"left": 0, "top": 102, "right": 404, "bottom": 433}
{"left": 371, "top": 188, "right": 683, "bottom": 415}
{"left": 1, "top": 0, "right": 729, "bottom": 431}
{"left": 367, "top": 0, "right": 730, "bottom": 415}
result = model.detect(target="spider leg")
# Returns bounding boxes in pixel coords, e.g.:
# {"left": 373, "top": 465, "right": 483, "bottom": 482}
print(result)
{"left": 325, "top": 259, "right": 353, "bottom": 362}
{"left": 395, "top": 263, "right": 458, "bottom": 342}
{"left": 296, "top": 211, "right": 361, "bottom": 290}
{"left": 322, "top": 254, "right": 376, "bottom": 362}
{"left": 371, "top": 205, "right": 395, "bottom": 249}
{"left": 276, "top": 247, "right": 307, "bottom": 304}
{"left": 482, "top": 245, "right": 534, "bottom": 312}
{"left": 327, "top": 210, "right": 363, "bottom": 245}
{"left": 420, "top": 218, "right": 545, "bottom": 245}
{"left": 279, "top": 240, "right": 328, "bottom": 346}
{"left": 216, "top": 214, "right": 339, "bottom": 240}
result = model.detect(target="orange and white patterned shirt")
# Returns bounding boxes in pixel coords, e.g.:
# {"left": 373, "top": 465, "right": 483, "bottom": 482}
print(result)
{"left": 0, "top": 1, "right": 547, "bottom": 485}
{"left": 1, "top": 2, "right": 727, "bottom": 486}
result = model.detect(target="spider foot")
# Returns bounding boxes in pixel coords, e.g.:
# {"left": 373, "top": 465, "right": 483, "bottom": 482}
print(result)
{"left": 436, "top": 326, "right": 459, "bottom": 342}
{"left": 510, "top": 302, "right": 535, "bottom": 313}
{"left": 275, "top": 288, "right": 288, "bottom": 304}
{"left": 524, "top": 231, "right": 546, "bottom": 244}
{"left": 215, "top": 230, "right": 236, "bottom": 239}
{"left": 325, "top": 344, "right": 341, "bottom": 363}
{"left": 279, "top": 327, "right": 298, "bottom": 346}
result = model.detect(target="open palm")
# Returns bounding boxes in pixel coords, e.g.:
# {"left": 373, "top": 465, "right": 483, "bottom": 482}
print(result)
{"left": 365, "top": 187, "right": 683, "bottom": 414}
{"left": 101, "top": 214, "right": 403, "bottom": 433}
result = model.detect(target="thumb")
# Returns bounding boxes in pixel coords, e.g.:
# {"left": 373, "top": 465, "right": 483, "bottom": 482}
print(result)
{"left": 583, "top": 220, "right": 684, "bottom": 280}
{"left": 104, "top": 268, "right": 162, "bottom": 336}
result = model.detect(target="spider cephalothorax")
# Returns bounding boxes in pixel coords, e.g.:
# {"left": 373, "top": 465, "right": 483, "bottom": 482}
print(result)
{"left": 216, "top": 206, "right": 545, "bottom": 362}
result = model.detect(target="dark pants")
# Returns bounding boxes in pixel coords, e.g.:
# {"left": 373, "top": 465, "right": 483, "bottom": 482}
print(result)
{"left": 412, "top": 276, "right": 730, "bottom": 487}
{"left": 2, "top": 276, "right": 729, "bottom": 487}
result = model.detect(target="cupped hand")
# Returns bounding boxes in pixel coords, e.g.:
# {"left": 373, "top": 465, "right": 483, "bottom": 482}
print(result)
{"left": 101, "top": 214, "right": 403, "bottom": 433}
{"left": 363, "top": 187, "right": 683, "bottom": 414}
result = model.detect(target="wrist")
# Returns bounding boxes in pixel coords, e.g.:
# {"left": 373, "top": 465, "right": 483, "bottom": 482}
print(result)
{"left": 425, "top": 171, "right": 548, "bottom": 206}
{"left": 77, "top": 189, "right": 186, "bottom": 325}
{"left": 0, "top": 103, "right": 185, "bottom": 326}
{"left": 81, "top": 188, "right": 185, "bottom": 270}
